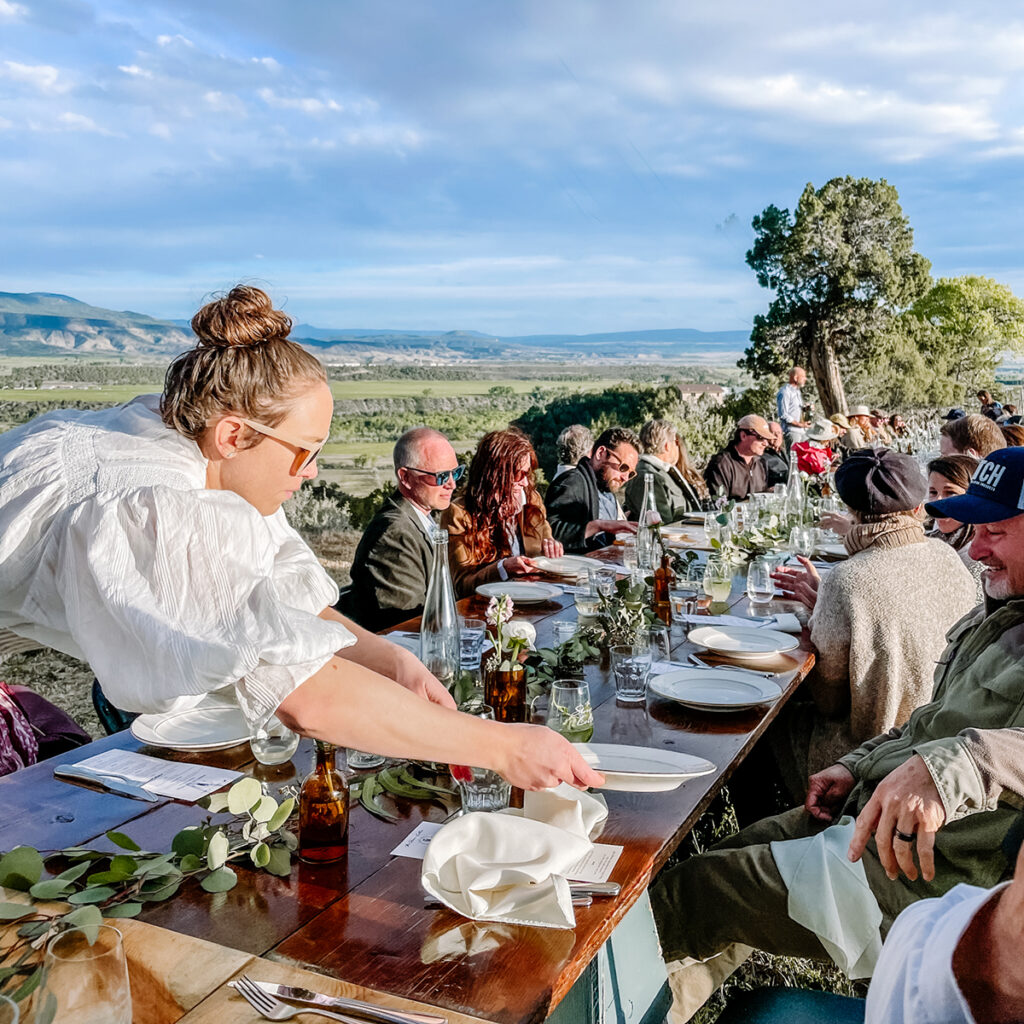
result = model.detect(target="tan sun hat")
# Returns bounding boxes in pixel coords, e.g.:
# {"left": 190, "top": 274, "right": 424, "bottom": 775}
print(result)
{"left": 830, "top": 412, "right": 851, "bottom": 431}
{"left": 736, "top": 414, "right": 773, "bottom": 441}
{"left": 849, "top": 405, "right": 872, "bottom": 418}
{"left": 806, "top": 417, "right": 839, "bottom": 442}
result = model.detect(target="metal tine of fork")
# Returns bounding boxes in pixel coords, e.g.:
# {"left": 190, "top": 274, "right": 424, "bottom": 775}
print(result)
{"left": 236, "top": 975, "right": 280, "bottom": 1017}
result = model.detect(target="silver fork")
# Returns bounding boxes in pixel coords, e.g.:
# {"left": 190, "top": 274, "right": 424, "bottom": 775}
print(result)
{"left": 686, "top": 653, "right": 776, "bottom": 679}
{"left": 234, "top": 975, "right": 363, "bottom": 1023}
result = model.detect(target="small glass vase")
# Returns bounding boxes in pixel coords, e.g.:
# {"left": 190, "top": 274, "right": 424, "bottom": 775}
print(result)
{"left": 298, "top": 740, "right": 349, "bottom": 864}
{"left": 484, "top": 661, "right": 527, "bottom": 723}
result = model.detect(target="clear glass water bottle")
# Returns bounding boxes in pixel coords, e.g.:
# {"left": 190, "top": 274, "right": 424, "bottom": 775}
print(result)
{"left": 635, "top": 473, "right": 658, "bottom": 570}
{"left": 785, "top": 449, "right": 804, "bottom": 525}
{"left": 420, "top": 528, "right": 460, "bottom": 693}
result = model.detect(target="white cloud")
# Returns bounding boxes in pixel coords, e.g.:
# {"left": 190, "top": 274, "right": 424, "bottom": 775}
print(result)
{"left": 57, "top": 111, "right": 111, "bottom": 135}
{"left": 2, "top": 61, "right": 68, "bottom": 94}
{"left": 204, "top": 90, "right": 246, "bottom": 115}
{"left": 257, "top": 87, "right": 343, "bottom": 114}
{"left": 149, "top": 122, "right": 172, "bottom": 139}
{"left": 118, "top": 65, "right": 153, "bottom": 78}
{"left": 157, "top": 34, "right": 194, "bottom": 48}
{"left": 251, "top": 57, "right": 280, "bottom": 71}
{"left": 0, "top": 0, "right": 27, "bottom": 19}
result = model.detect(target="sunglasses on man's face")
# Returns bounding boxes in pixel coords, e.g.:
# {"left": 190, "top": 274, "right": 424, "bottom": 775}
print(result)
{"left": 740, "top": 429, "right": 768, "bottom": 442}
{"left": 599, "top": 448, "right": 637, "bottom": 480}
{"left": 403, "top": 464, "right": 466, "bottom": 487}
{"left": 237, "top": 418, "right": 327, "bottom": 476}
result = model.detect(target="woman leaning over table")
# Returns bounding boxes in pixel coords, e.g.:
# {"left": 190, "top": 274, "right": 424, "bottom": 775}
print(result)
{"left": 0, "top": 286, "right": 600, "bottom": 792}
{"left": 440, "top": 427, "right": 563, "bottom": 598}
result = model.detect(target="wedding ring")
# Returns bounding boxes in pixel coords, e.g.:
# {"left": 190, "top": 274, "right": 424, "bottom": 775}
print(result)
{"left": 894, "top": 828, "right": 916, "bottom": 843}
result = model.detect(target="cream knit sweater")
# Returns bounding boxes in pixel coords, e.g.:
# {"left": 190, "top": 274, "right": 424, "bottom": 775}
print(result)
{"left": 803, "top": 536, "right": 979, "bottom": 774}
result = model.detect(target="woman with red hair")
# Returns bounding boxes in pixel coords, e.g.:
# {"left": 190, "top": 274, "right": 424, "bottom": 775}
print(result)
{"left": 441, "top": 428, "right": 563, "bottom": 597}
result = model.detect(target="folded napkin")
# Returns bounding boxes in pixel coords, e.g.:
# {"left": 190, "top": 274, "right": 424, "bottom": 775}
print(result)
{"left": 421, "top": 783, "right": 608, "bottom": 930}
{"left": 684, "top": 613, "right": 802, "bottom": 634}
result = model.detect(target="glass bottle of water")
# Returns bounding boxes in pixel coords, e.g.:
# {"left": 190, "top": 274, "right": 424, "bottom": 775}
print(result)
{"left": 785, "top": 449, "right": 804, "bottom": 525}
{"left": 420, "top": 527, "right": 460, "bottom": 693}
{"left": 635, "top": 473, "right": 658, "bottom": 570}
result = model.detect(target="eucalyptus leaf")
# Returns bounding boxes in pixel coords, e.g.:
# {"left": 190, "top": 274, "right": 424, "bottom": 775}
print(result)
{"left": 171, "top": 827, "right": 204, "bottom": 858}
{"left": 28, "top": 879, "right": 72, "bottom": 900}
{"left": 135, "top": 854, "right": 175, "bottom": 876}
{"left": 104, "top": 831, "right": 141, "bottom": 852}
{"left": 66, "top": 885, "right": 116, "bottom": 905}
{"left": 179, "top": 854, "right": 201, "bottom": 872}
{"left": 12, "top": 964, "right": 47, "bottom": 1005}
{"left": 63, "top": 904, "right": 103, "bottom": 941}
{"left": 0, "top": 847, "right": 44, "bottom": 890}
{"left": 140, "top": 877, "right": 180, "bottom": 902}
{"left": 207, "top": 832, "right": 230, "bottom": 871}
{"left": 16, "top": 919, "right": 49, "bottom": 938}
{"left": 56, "top": 861, "right": 91, "bottom": 883}
{"left": 199, "top": 791, "right": 231, "bottom": 814}
{"left": 251, "top": 795, "right": 278, "bottom": 823}
{"left": 109, "top": 855, "right": 137, "bottom": 877}
{"left": 250, "top": 842, "right": 271, "bottom": 868}
{"left": 227, "top": 777, "right": 262, "bottom": 815}
{"left": 0, "top": 902, "right": 35, "bottom": 920}
{"left": 103, "top": 902, "right": 143, "bottom": 919}
{"left": 200, "top": 866, "right": 237, "bottom": 893}
{"left": 265, "top": 845, "right": 293, "bottom": 877}
{"left": 266, "top": 797, "right": 295, "bottom": 832}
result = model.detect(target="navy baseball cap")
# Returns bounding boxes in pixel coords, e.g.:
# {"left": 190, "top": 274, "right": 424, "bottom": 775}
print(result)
{"left": 926, "top": 447, "right": 1024, "bottom": 524}
{"left": 942, "top": 408, "right": 966, "bottom": 420}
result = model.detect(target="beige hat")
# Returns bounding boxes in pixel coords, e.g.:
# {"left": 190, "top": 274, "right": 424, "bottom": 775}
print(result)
{"left": 806, "top": 417, "right": 839, "bottom": 442}
{"left": 849, "top": 405, "right": 871, "bottom": 418}
{"left": 736, "top": 414, "right": 773, "bottom": 441}
{"left": 830, "top": 412, "right": 851, "bottom": 431}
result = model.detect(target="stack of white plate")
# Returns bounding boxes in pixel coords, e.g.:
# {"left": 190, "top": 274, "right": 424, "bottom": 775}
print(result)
{"left": 131, "top": 701, "right": 250, "bottom": 752}
{"left": 475, "top": 581, "right": 562, "bottom": 603}
{"left": 687, "top": 624, "right": 800, "bottom": 662}
{"left": 648, "top": 667, "right": 782, "bottom": 712}
{"left": 530, "top": 554, "right": 603, "bottom": 577}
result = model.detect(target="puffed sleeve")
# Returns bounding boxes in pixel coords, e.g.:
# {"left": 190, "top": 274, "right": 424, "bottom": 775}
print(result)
{"left": 23, "top": 486, "right": 354, "bottom": 721}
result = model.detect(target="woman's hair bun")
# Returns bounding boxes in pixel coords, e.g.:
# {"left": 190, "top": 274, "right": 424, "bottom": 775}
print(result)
{"left": 190, "top": 285, "right": 292, "bottom": 348}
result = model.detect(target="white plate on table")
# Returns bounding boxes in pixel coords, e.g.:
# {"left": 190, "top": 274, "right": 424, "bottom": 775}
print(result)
{"left": 384, "top": 631, "right": 421, "bottom": 656}
{"left": 573, "top": 742, "right": 715, "bottom": 792}
{"left": 816, "top": 542, "right": 847, "bottom": 558}
{"left": 475, "top": 581, "right": 563, "bottom": 604}
{"left": 531, "top": 554, "right": 602, "bottom": 577}
{"left": 649, "top": 668, "right": 783, "bottom": 711}
{"left": 131, "top": 703, "right": 250, "bottom": 752}
{"left": 688, "top": 624, "right": 800, "bottom": 661}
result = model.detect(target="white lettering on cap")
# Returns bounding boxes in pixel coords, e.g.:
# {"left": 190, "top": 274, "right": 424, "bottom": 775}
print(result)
{"left": 974, "top": 461, "right": 1006, "bottom": 491}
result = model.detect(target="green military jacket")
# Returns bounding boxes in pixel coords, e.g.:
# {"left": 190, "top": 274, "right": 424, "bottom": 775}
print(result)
{"left": 839, "top": 596, "right": 1024, "bottom": 902}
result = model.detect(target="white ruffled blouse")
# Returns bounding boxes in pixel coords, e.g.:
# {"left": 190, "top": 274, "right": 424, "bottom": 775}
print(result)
{"left": 0, "top": 395, "right": 353, "bottom": 722}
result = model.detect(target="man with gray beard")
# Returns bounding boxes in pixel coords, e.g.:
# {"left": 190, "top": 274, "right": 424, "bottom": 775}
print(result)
{"left": 651, "top": 446, "right": 1024, "bottom": 1021}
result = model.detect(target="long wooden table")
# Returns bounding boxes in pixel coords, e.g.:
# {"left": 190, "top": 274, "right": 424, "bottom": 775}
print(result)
{"left": 0, "top": 555, "right": 815, "bottom": 1024}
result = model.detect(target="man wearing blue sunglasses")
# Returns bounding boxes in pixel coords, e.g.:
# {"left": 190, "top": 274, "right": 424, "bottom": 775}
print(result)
{"left": 343, "top": 428, "right": 463, "bottom": 632}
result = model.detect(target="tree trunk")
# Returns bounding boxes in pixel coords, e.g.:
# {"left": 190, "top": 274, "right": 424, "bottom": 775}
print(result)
{"left": 809, "top": 337, "right": 848, "bottom": 418}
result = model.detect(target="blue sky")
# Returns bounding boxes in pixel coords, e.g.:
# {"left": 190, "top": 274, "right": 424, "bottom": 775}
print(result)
{"left": 2, "top": 0, "right": 1023, "bottom": 335}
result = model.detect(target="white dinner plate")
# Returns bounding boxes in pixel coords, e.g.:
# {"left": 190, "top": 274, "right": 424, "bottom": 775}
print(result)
{"left": 687, "top": 624, "right": 800, "bottom": 661}
{"left": 475, "top": 581, "right": 563, "bottom": 604}
{"left": 816, "top": 541, "right": 847, "bottom": 558}
{"left": 531, "top": 554, "right": 602, "bottom": 577}
{"left": 649, "top": 668, "right": 782, "bottom": 711}
{"left": 384, "top": 632, "right": 421, "bottom": 655}
{"left": 573, "top": 742, "right": 715, "bottom": 792}
{"left": 131, "top": 704, "right": 250, "bottom": 752}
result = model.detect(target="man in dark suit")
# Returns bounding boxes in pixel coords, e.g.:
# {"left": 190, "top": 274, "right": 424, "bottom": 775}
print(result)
{"left": 342, "top": 428, "right": 462, "bottom": 632}
{"left": 545, "top": 426, "right": 641, "bottom": 553}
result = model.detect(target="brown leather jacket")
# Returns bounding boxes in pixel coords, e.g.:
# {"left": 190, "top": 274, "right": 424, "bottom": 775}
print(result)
{"left": 440, "top": 498, "right": 553, "bottom": 598}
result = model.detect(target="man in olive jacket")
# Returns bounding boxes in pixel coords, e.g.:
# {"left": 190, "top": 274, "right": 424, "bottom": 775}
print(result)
{"left": 341, "top": 428, "right": 462, "bottom": 633}
{"left": 652, "top": 445, "right": 1024, "bottom": 1021}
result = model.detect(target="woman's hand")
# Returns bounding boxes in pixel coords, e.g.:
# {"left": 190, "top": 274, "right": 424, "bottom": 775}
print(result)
{"left": 541, "top": 537, "right": 564, "bottom": 558}
{"left": 820, "top": 511, "right": 852, "bottom": 537}
{"left": 772, "top": 556, "right": 821, "bottom": 611}
{"left": 491, "top": 723, "right": 605, "bottom": 790}
{"left": 393, "top": 649, "right": 457, "bottom": 709}
{"left": 502, "top": 555, "right": 537, "bottom": 576}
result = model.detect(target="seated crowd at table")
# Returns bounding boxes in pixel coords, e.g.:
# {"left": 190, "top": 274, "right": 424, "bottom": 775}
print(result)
{"left": 2, "top": 291, "right": 1024, "bottom": 1024}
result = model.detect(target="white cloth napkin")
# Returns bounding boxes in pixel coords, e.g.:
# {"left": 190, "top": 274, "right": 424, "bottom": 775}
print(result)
{"left": 770, "top": 816, "right": 883, "bottom": 979}
{"left": 421, "top": 783, "right": 608, "bottom": 930}
{"left": 684, "top": 613, "right": 802, "bottom": 634}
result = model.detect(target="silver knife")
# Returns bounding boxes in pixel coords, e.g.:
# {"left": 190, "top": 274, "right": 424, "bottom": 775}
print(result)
{"left": 53, "top": 765, "right": 159, "bottom": 802}
{"left": 252, "top": 982, "right": 446, "bottom": 1024}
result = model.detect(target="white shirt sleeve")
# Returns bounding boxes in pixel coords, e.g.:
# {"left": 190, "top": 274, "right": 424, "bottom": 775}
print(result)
{"left": 27, "top": 486, "right": 354, "bottom": 722}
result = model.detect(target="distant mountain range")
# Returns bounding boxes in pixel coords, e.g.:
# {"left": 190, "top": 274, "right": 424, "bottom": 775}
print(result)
{"left": 0, "top": 291, "right": 750, "bottom": 363}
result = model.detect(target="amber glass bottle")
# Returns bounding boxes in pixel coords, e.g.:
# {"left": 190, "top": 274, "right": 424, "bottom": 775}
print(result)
{"left": 298, "top": 741, "right": 349, "bottom": 863}
{"left": 653, "top": 553, "right": 675, "bottom": 624}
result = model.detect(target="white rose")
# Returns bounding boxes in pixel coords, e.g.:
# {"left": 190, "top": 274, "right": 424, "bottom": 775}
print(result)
{"left": 506, "top": 619, "right": 537, "bottom": 648}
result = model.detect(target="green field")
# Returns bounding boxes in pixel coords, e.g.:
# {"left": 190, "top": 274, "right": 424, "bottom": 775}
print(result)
{"left": 0, "top": 377, "right": 623, "bottom": 403}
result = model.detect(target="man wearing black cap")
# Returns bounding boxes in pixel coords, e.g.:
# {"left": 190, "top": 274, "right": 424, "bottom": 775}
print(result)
{"left": 651, "top": 447, "right": 1024, "bottom": 1021}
